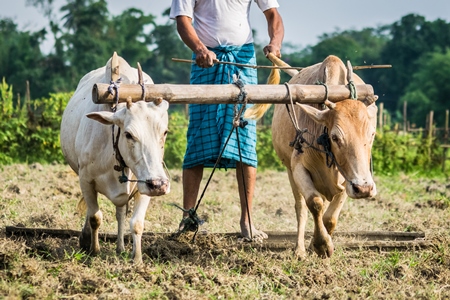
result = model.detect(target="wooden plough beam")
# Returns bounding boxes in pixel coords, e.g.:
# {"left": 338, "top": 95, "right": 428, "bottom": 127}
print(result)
{"left": 5, "top": 226, "right": 431, "bottom": 252}
{"left": 92, "top": 82, "right": 375, "bottom": 105}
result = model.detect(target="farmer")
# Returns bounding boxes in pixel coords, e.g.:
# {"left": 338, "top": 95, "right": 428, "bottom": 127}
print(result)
{"left": 170, "top": 0, "right": 284, "bottom": 240}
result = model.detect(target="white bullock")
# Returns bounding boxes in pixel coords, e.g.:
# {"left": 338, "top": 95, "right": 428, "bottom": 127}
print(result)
{"left": 245, "top": 55, "right": 377, "bottom": 259}
{"left": 60, "top": 53, "right": 170, "bottom": 264}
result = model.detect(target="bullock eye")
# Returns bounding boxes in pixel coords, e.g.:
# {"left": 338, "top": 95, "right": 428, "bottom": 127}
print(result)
{"left": 331, "top": 134, "right": 338, "bottom": 142}
{"left": 124, "top": 132, "right": 133, "bottom": 140}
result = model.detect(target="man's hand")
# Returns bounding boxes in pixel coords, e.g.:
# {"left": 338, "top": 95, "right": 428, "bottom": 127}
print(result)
{"left": 263, "top": 8, "right": 284, "bottom": 59}
{"left": 263, "top": 44, "right": 282, "bottom": 58}
{"left": 195, "top": 48, "right": 217, "bottom": 68}
{"left": 176, "top": 16, "right": 216, "bottom": 68}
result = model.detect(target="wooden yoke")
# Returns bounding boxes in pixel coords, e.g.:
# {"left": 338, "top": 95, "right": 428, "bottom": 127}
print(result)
{"left": 92, "top": 82, "right": 376, "bottom": 106}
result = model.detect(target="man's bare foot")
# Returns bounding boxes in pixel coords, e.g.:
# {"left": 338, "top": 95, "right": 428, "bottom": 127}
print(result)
{"left": 240, "top": 222, "right": 268, "bottom": 242}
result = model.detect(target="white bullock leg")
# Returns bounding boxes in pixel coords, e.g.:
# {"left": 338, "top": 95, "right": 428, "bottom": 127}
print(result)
{"left": 323, "top": 191, "right": 347, "bottom": 235}
{"left": 291, "top": 163, "right": 333, "bottom": 258}
{"left": 286, "top": 169, "right": 308, "bottom": 259}
{"left": 80, "top": 179, "right": 102, "bottom": 255}
{"left": 116, "top": 205, "right": 127, "bottom": 254}
{"left": 129, "top": 194, "right": 151, "bottom": 264}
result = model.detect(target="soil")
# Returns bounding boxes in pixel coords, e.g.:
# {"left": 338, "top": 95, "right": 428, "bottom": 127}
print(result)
{"left": 1, "top": 164, "right": 450, "bottom": 299}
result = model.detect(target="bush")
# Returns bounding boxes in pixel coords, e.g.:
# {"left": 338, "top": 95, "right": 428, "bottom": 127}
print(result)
{"left": 0, "top": 78, "right": 445, "bottom": 176}
{"left": 0, "top": 78, "right": 28, "bottom": 164}
{"left": 0, "top": 78, "right": 71, "bottom": 164}
{"left": 164, "top": 111, "right": 188, "bottom": 169}
{"left": 256, "top": 125, "right": 284, "bottom": 170}
{"left": 371, "top": 130, "right": 442, "bottom": 175}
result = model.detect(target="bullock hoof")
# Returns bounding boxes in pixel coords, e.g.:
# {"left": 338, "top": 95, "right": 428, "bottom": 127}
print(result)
{"left": 309, "top": 235, "right": 334, "bottom": 258}
{"left": 294, "top": 248, "right": 307, "bottom": 260}
{"left": 79, "top": 231, "right": 91, "bottom": 252}
{"left": 89, "top": 247, "right": 100, "bottom": 256}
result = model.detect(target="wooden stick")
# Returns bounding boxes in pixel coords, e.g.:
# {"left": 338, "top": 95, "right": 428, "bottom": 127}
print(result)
{"left": 172, "top": 57, "right": 392, "bottom": 71}
{"left": 92, "top": 82, "right": 376, "bottom": 105}
{"left": 353, "top": 64, "right": 393, "bottom": 70}
{"left": 171, "top": 58, "right": 304, "bottom": 70}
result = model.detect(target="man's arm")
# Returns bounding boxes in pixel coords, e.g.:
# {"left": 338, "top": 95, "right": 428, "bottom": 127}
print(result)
{"left": 263, "top": 8, "right": 284, "bottom": 58}
{"left": 176, "top": 16, "right": 217, "bottom": 68}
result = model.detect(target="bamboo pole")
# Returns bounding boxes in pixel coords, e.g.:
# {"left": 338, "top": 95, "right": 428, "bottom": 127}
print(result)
{"left": 92, "top": 83, "right": 375, "bottom": 105}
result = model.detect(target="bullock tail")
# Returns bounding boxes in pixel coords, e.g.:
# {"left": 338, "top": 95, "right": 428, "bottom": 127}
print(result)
{"left": 77, "top": 197, "right": 87, "bottom": 214}
{"left": 243, "top": 68, "right": 281, "bottom": 120}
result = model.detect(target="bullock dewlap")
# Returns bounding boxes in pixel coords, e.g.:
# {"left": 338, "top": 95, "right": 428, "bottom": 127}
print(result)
{"left": 245, "top": 55, "right": 377, "bottom": 259}
{"left": 60, "top": 53, "right": 170, "bottom": 264}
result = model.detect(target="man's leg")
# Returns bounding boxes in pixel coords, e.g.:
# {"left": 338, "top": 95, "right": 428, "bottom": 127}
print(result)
{"left": 182, "top": 165, "right": 203, "bottom": 212}
{"left": 236, "top": 162, "right": 268, "bottom": 240}
{"left": 179, "top": 165, "right": 203, "bottom": 230}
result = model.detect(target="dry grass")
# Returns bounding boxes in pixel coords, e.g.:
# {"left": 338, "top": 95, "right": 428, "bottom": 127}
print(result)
{"left": 1, "top": 163, "right": 450, "bottom": 299}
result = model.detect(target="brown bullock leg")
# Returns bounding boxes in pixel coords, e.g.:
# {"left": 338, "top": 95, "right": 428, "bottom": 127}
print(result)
{"left": 323, "top": 191, "right": 347, "bottom": 235}
{"left": 287, "top": 169, "right": 308, "bottom": 259}
{"left": 306, "top": 194, "right": 334, "bottom": 258}
{"left": 291, "top": 163, "right": 334, "bottom": 258}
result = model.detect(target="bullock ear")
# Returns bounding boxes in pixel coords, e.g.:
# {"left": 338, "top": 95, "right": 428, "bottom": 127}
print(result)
{"left": 296, "top": 103, "right": 328, "bottom": 125}
{"left": 367, "top": 103, "right": 378, "bottom": 128}
{"left": 86, "top": 111, "right": 115, "bottom": 125}
{"left": 367, "top": 103, "right": 378, "bottom": 119}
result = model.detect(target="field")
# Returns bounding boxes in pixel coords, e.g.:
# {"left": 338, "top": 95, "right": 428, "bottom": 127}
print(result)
{"left": 1, "top": 163, "right": 450, "bottom": 299}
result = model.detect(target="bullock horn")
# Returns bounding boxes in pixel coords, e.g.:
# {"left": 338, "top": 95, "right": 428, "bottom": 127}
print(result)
{"left": 324, "top": 99, "right": 336, "bottom": 110}
{"left": 137, "top": 62, "right": 144, "bottom": 85}
{"left": 346, "top": 60, "right": 354, "bottom": 83}
{"left": 154, "top": 97, "right": 163, "bottom": 106}
{"left": 137, "top": 62, "right": 146, "bottom": 101}
{"left": 126, "top": 96, "right": 133, "bottom": 109}
{"left": 111, "top": 52, "right": 120, "bottom": 82}
{"left": 362, "top": 95, "right": 379, "bottom": 106}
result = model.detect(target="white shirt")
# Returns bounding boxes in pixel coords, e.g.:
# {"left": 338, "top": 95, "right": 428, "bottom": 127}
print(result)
{"left": 170, "top": 0, "right": 280, "bottom": 48}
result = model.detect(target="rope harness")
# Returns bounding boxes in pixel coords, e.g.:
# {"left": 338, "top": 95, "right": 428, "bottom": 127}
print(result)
{"left": 174, "top": 75, "right": 253, "bottom": 243}
{"left": 284, "top": 82, "right": 355, "bottom": 184}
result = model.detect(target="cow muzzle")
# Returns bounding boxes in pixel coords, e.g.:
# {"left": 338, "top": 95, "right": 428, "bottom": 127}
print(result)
{"left": 143, "top": 178, "right": 170, "bottom": 196}
{"left": 347, "top": 181, "right": 377, "bottom": 199}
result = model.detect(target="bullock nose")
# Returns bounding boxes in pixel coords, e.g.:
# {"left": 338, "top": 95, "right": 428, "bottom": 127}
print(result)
{"left": 351, "top": 182, "right": 374, "bottom": 198}
{"left": 145, "top": 178, "right": 170, "bottom": 195}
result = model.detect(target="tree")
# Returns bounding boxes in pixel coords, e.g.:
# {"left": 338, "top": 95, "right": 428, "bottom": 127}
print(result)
{"left": 144, "top": 8, "right": 191, "bottom": 84}
{"left": 59, "top": 0, "right": 111, "bottom": 81}
{"left": 379, "top": 14, "right": 450, "bottom": 114}
{"left": 0, "top": 18, "right": 47, "bottom": 99}
{"left": 401, "top": 49, "right": 450, "bottom": 127}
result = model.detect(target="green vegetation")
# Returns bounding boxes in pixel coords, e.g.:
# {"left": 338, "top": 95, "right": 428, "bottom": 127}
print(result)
{"left": 0, "top": 78, "right": 71, "bottom": 164}
{"left": 0, "top": 77, "right": 447, "bottom": 175}
{"left": 1, "top": 2, "right": 450, "bottom": 174}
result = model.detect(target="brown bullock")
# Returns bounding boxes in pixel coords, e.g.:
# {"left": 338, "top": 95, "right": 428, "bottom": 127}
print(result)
{"left": 245, "top": 55, "right": 378, "bottom": 258}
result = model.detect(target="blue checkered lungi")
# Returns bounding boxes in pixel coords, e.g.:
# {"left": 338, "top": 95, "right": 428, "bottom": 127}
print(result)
{"left": 182, "top": 43, "right": 258, "bottom": 170}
